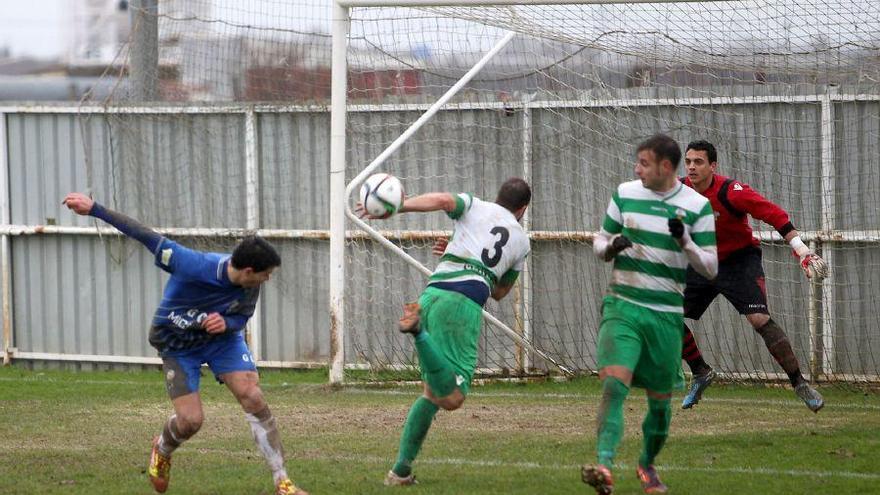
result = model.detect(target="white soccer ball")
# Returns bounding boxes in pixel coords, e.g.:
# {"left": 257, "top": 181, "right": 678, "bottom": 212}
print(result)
{"left": 360, "top": 173, "right": 404, "bottom": 218}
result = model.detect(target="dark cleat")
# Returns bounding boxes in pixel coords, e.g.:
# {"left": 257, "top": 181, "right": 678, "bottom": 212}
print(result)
{"left": 794, "top": 382, "right": 824, "bottom": 413}
{"left": 581, "top": 464, "right": 614, "bottom": 495}
{"left": 682, "top": 369, "right": 717, "bottom": 409}
{"left": 636, "top": 465, "right": 668, "bottom": 494}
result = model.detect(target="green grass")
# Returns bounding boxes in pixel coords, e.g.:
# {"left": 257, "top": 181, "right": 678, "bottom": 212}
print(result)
{"left": 1, "top": 367, "right": 878, "bottom": 494}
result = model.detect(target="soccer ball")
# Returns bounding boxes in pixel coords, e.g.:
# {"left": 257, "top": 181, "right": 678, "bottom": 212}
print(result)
{"left": 360, "top": 173, "right": 404, "bottom": 218}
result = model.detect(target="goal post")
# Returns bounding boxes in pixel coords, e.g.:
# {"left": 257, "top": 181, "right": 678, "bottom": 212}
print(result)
{"left": 329, "top": 0, "right": 880, "bottom": 385}
{"left": 332, "top": 23, "right": 575, "bottom": 382}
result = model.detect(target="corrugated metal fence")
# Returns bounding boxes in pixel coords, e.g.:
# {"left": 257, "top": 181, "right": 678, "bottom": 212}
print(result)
{"left": 1, "top": 90, "right": 878, "bottom": 379}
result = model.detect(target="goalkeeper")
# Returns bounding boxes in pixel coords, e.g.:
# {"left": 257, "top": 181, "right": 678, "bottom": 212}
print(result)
{"left": 63, "top": 193, "right": 308, "bottom": 495}
{"left": 357, "top": 178, "right": 531, "bottom": 486}
{"left": 583, "top": 134, "right": 717, "bottom": 495}
{"left": 677, "top": 140, "right": 827, "bottom": 412}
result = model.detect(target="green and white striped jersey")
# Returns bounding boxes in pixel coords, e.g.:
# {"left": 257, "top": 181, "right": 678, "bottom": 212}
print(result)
{"left": 600, "top": 180, "right": 716, "bottom": 314}
{"left": 430, "top": 193, "right": 530, "bottom": 292}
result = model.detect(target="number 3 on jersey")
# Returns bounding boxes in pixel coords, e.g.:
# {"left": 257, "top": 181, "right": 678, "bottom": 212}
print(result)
{"left": 481, "top": 226, "right": 509, "bottom": 267}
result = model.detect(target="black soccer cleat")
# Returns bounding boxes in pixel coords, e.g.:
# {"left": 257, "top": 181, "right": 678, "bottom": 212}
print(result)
{"left": 582, "top": 464, "right": 614, "bottom": 495}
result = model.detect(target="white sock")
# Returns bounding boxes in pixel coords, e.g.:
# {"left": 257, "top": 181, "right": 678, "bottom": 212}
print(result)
{"left": 246, "top": 407, "right": 288, "bottom": 484}
{"left": 157, "top": 414, "right": 183, "bottom": 457}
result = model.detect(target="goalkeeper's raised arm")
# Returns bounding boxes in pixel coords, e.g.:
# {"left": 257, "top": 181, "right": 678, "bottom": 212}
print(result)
{"left": 63, "top": 192, "right": 162, "bottom": 253}
{"left": 718, "top": 181, "right": 827, "bottom": 279}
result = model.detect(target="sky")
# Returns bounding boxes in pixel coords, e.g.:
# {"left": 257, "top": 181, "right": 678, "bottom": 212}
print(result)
{"left": 0, "top": 0, "right": 66, "bottom": 58}
{"left": 0, "top": 0, "right": 876, "bottom": 62}
{"left": 0, "top": 0, "right": 334, "bottom": 60}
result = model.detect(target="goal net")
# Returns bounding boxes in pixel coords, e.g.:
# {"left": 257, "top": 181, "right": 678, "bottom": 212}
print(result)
{"left": 64, "top": 0, "right": 880, "bottom": 383}
{"left": 339, "top": 0, "right": 880, "bottom": 384}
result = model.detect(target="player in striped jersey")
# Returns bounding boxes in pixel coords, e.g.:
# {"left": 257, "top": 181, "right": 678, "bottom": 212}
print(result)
{"left": 358, "top": 178, "right": 531, "bottom": 486}
{"left": 582, "top": 135, "right": 718, "bottom": 495}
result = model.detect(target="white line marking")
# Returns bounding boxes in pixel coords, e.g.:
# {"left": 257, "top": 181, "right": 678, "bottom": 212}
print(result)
{"left": 188, "top": 450, "right": 880, "bottom": 481}
{"left": 338, "top": 388, "right": 880, "bottom": 411}
{"left": 413, "top": 457, "right": 880, "bottom": 481}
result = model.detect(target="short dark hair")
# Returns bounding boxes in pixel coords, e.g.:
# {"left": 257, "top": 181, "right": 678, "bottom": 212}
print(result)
{"left": 231, "top": 236, "right": 281, "bottom": 272}
{"left": 637, "top": 134, "right": 682, "bottom": 169}
{"left": 686, "top": 140, "right": 718, "bottom": 163}
{"left": 495, "top": 177, "right": 531, "bottom": 212}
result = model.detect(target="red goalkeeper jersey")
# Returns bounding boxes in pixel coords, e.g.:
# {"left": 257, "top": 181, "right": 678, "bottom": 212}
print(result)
{"left": 682, "top": 174, "right": 795, "bottom": 261}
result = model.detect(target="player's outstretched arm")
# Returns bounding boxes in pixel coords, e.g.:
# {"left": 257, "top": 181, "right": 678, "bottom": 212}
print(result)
{"left": 356, "top": 192, "right": 456, "bottom": 219}
{"left": 398, "top": 193, "right": 457, "bottom": 214}
{"left": 785, "top": 230, "right": 829, "bottom": 280}
{"left": 63, "top": 192, "right": 163, "bottom": 253}
{"left": 723, "top": 183, "right": 827, "bottom": 279}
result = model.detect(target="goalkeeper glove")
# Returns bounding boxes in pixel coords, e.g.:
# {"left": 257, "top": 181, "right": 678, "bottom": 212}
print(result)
{"left": 789, "top": 236, "right": 829, "bottom": 280}
{"left": 799, "top": 253, "right": 828, "bottom": 280}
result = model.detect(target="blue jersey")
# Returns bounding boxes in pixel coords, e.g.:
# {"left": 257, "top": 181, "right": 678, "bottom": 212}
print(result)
{"left": 147, "top": 238, "right": 259, "bottom": 355}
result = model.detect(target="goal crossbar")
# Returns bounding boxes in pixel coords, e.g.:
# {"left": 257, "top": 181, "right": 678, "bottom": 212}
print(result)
{"left": 337, "top": 0, "right": 716, "bottom": 7}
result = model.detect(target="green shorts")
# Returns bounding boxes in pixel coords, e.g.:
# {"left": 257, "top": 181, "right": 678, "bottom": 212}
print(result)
{"left": 418, "top": 286, "right": 484, "bottom": 395}
{"left": 597, "top": 295, "right": 685, "bottom": 394}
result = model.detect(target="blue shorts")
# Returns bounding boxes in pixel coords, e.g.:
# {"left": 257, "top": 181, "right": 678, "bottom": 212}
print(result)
{"left": 160, "top": 332, "right": 257, "bottom": 399}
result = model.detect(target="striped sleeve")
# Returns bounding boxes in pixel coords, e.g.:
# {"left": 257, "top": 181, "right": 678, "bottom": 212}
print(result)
{"left": 601, "top": 191, "right": 624, "bottom": 234}
{"left": 501, "top": 245, "right": 529, "bottom": 286}
{"left": 690, "top": 200, "right": 717, "bottom": 248}
{"left": 447, "top": 193, "right": 475, "bottom": 220}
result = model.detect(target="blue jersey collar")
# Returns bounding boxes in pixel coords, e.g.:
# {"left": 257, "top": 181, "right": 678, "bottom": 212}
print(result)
{"left": 218, "top": 257, "right": 232, "bottom": 284}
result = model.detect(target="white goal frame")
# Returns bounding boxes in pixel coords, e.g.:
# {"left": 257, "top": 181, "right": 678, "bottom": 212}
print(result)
{"left": 328, "top": 0, "right": 769, "bottom": 384}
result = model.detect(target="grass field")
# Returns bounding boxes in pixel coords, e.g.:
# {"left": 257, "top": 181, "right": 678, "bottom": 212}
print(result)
{"left": 1, "top": 367, "right": 879, "bottom": 495}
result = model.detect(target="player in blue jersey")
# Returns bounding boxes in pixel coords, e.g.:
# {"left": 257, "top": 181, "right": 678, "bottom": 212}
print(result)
{"left": 63, "top": 193, "right": 308, "bottom": 495}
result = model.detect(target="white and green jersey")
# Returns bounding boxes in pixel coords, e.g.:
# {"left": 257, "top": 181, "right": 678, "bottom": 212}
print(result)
{"left": 600, "top": 180, "right": 716, "bottom": 314}
{"left": 430, "top": 193, "right": 530, "bottom": 293}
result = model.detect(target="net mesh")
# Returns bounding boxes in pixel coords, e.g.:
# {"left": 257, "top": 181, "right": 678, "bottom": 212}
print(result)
{"left": 82, "top": 0, "right": 880, "bottom": 383}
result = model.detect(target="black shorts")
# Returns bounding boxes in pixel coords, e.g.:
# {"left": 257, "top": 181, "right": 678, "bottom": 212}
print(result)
{"left": 684, "top": 246, "right": 768, "bottom": 320}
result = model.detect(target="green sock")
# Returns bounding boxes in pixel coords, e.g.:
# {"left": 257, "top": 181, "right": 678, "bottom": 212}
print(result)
{"left": 639, "top": 397, "right": 672, "bottom": 468}
{"left": 392, "top": 396, "right": 439, "bottom": 477}
{"left": 414, "top": 331, "right": 457, "bottom": 397}
{"left": 596, "top": 377, "right": 629, "bottom": 467}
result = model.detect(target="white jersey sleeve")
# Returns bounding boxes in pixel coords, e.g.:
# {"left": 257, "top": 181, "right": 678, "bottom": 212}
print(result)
{"left": 430, "top": 196, "right": 530, "bottom": 290}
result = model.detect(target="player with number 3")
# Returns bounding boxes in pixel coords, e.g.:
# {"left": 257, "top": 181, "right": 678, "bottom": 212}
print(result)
{"left": 357, "top": 178, "right": 531, "bottom": 486}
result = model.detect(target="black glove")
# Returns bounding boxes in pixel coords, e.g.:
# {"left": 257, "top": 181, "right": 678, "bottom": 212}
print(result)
{"left": 668, "top": 218, "right": 684, "bottom": 239}
{"left": 611, "top": 235, "right": 632, "bottom": 252}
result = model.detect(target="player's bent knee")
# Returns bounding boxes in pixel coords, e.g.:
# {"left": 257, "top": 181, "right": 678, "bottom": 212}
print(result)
{"left": 237, "top": 385, "right": 267, "bottom": 412}
{"left": 438, "top": 399, "right": 463, "bottom": 411}
{"left": 599, "top": 366, "right": 633, "bottom": 386}
{"left": 437, "top": 390, "right": 465, "bottom": 411}
{"left": 177, "top": 413, "right": 204, "bottom": 437}
{"left": 645, "top": 389, "right": 672, "bottom": 400}
{"left": 747, "top": 313, "right": 770, "bottom": 329}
